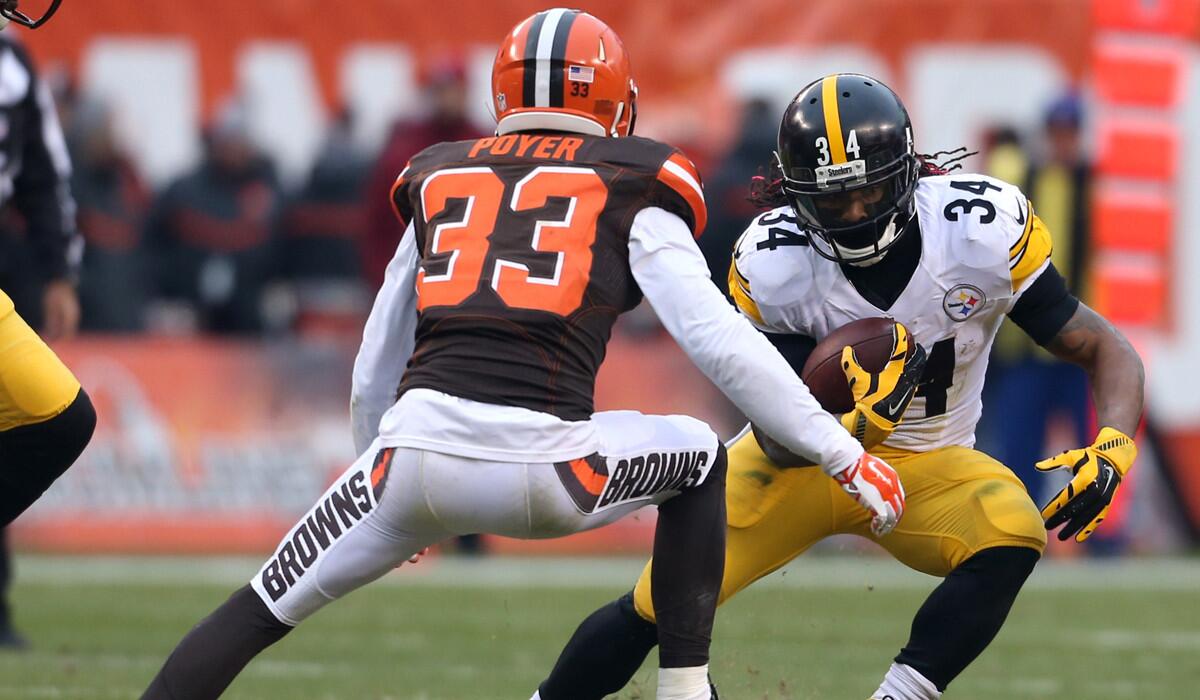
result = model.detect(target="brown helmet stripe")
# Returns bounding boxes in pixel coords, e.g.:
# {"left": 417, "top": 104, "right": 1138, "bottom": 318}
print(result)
{"left": 521, "top": 11, "right": 547, "bottom": 108}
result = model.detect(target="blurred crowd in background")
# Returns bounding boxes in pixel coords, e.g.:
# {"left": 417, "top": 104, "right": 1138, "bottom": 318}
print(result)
{"left": 3, "top": 50, "right": 1105, "bottom": 536}
{"left": 21, "top": 58, "right": 479, "bottom": 338}
{"left": 46, "top": 58, "right": 1094, "bottom": 444}
{"left": 60, "top": 66, "right": 1089, "bottom": 458}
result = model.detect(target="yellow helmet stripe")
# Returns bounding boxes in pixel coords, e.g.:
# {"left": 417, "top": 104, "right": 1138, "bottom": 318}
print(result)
{"left": 821, "top": 75, "right": 847, "bottom": 164}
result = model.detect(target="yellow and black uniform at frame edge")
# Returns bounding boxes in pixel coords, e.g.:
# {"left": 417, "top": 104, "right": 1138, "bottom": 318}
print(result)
{"left": 0, "top": 288, "right": 81, "bottom": 432}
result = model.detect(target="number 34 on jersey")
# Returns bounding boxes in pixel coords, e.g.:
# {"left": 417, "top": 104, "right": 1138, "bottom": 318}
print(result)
{"left": 729, "top": 173, "right": 1054, "bottom": 451}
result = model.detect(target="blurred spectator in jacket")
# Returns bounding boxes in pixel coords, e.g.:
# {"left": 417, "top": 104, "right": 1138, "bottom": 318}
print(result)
{"left": 68, "top": 98, "right": 151, "bottom": 332}
{"left": 278, "top": 108, "right": 372, "bottom": 336}
{"left": 143, "top": 101, "right": 282, "bottom": 335}
{"left": 980, "top": 92, "right": 1092, "bottom": 498}
{"left": 361, "top": 54, "right": 483, "bottom": 290}
{"left": 699, "top": 97, "right": 776, "bottom": 293}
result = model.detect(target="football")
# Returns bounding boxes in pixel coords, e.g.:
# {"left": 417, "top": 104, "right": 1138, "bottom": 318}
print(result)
{"left": 800, "top": 317, "right": 907, "bottom": 413}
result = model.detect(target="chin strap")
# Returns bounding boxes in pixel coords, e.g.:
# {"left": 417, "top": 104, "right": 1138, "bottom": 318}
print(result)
{"left": 838, "top": 213, "right": 902, "bottom": 267}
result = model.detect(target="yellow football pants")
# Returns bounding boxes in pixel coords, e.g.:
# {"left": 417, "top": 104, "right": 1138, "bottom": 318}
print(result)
{"left": 0, "top": 289, "right": 81, "bottom": 431}
{"left": 633, "top": 429, "right": 1046, "bottom": 621}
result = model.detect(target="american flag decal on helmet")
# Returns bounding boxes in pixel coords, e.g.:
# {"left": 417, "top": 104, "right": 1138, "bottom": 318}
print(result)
{"left": 568, "top": 65, "right": 595, "bottom": 83}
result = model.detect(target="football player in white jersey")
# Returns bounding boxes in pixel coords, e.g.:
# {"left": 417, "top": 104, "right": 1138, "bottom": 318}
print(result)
{"left": 534, "top": 74, "right": 1144, "bottom": 700}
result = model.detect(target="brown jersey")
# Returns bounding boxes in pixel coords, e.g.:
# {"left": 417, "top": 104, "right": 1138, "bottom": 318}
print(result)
{"left": 389, "top": 132, "right": 707, "bottom": 421}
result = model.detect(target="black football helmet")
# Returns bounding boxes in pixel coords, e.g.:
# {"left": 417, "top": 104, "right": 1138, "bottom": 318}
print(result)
{"left": 775, "top": 73, "right": 919, "bottom": 265}
{"left": 0, "top": 0, "right": 62, "bottom": 28}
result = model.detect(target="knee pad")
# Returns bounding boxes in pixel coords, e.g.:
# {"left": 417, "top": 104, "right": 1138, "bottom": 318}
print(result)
{"left": 935, "top": 478, "right": 1046, "bottom": 572}
{"left": 971, "top": 478, "right": 1047, "bottom": 554}
{"left": 0, "top": 310, "right": 81, "bottom": 430}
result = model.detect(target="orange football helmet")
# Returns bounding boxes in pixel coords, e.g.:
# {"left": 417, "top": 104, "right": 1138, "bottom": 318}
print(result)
{"left": 492, "top": 8, "right": 637, "bottom": 138}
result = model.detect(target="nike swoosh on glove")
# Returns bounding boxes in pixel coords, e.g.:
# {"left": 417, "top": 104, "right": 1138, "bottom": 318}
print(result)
{"left": 832, "top": 452, "right": 906, "bottom": 536}
{"left": 840, "top": 322, "right": 928, "bottom": 449}
{"left": 1036, "top": 427, "right": 1137, "bottom": 542}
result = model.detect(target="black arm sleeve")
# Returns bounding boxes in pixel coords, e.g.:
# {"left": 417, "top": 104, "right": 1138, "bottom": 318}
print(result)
{"left": 9, "top": 42, "right": 79, "bottom": 283}
{"left": 762, "top": 331, "right": 817, "bottom": 377}
{"left": 1007, "top": 263, "right": 1080, "bottom": 346}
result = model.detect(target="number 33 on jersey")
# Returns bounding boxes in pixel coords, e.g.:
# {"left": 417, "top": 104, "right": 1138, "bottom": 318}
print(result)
{"left": 730, "top": 173, "right": 1053, "bottom": 451}
{"left": 387, "top": 132, "right": 706, "bottom": 422}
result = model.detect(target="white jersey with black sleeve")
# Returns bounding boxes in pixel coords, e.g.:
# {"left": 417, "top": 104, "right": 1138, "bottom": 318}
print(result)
{"left": 728, "top": 173, "right": 1056, "bottom": 451}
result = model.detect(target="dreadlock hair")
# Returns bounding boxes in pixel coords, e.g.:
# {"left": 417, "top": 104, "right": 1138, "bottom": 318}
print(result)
{"left": 917, "top": 146, "right": 977, "bottom": 176}
{"left": 747, "top": 158, "right": 788, "bottom": 209}
{"left": 745, "top": 147, "right": 979, "bottom": 212}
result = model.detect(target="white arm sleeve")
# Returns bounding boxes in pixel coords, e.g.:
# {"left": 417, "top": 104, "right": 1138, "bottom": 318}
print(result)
{"left": 351, "top": 222, "right": 420, "bottom": 455}
{"left": 629, "top": 207, "right": 863, "bottom": 475}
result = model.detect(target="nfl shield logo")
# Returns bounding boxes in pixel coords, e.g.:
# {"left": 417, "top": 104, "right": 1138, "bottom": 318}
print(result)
{"left": 943, "top": 284, "right": 986, "bottom": 321}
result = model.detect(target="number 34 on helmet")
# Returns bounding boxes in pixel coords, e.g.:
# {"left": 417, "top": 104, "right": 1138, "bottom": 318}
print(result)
{"left": 492, "top": 8, "right": 638, "bottom": 138}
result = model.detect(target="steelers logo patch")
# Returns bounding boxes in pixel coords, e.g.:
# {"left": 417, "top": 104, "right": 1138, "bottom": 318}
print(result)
{"left": 943, "top": 284, "right": 986, "bottom": 322}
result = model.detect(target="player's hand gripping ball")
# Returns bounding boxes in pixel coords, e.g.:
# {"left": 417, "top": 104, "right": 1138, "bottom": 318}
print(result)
{"left": 802, "top": 318, "right": 927, "bottom": 448}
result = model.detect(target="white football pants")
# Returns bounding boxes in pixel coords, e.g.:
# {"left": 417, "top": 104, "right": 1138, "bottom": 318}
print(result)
{"left": 250, "top": 410, "right": 720, "bottom": 625}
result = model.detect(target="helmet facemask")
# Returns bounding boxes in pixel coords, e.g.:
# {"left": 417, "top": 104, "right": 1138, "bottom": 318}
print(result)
{"left": 779, "top": 151, "right": 918, "bottom": 266}
{"left": 0, "top": 0, "right": 63, "bottom": 29}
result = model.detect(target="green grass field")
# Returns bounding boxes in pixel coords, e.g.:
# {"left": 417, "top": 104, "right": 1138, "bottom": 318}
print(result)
{"left": 2, "top": 555, "right": 1198, "bottom": 699}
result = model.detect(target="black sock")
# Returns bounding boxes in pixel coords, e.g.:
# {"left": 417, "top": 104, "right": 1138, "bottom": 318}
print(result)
{"left": 895, "top": 546, "right": 1040, "bottom": 690}
{"left": 0, "top": 388, "right": 96, "bottom": 526}
{"left": 538, "top": 592, "right": 659, "bottom": 700}
{"left": 0, "top": 528, "right": 10, "bottom": 632}
{"left": 652, "top": 443, "right": 727, "bottom": 668}
{"left": 142, "top": 585, "right": 293, "bottom": 700}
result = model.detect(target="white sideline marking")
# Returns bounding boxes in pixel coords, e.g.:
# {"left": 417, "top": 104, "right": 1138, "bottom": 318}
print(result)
{"left": 0, "top": 683, "right": 131, "bottom": 698}
{"left": 11, "top": 555, "right": 1200, "bottom": 591}
{"left": 1006, "top": 677, "right": 1061, "bottom": 696}
{"left": 254, "top": 659, "right": 337, "bottom": 678}
{"left": 1091, "top": 629, "right": 1200, "bottom": 651}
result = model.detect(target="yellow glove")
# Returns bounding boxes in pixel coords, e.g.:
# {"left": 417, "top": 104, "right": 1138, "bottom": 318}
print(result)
{"left": 839, "top": 322, "right": 927, "bottom": 449}
{"left": 1036, "top": 427, "right": 1137, "bottom": 542}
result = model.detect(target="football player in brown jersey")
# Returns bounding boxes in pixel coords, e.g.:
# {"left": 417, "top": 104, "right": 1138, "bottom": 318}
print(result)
{"left": 141, "top": 11, "right": 906, "bottom": 700}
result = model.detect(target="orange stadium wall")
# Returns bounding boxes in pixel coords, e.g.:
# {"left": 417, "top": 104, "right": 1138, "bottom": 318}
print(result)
{"left": 20, "top": 0, "right": 1097, "bottom": 185}
{"left": 11, "top": 335, "right": 734, "bottom": 554}
{"left": 25, "top": 0, "right": 1094, "bottom": 115}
